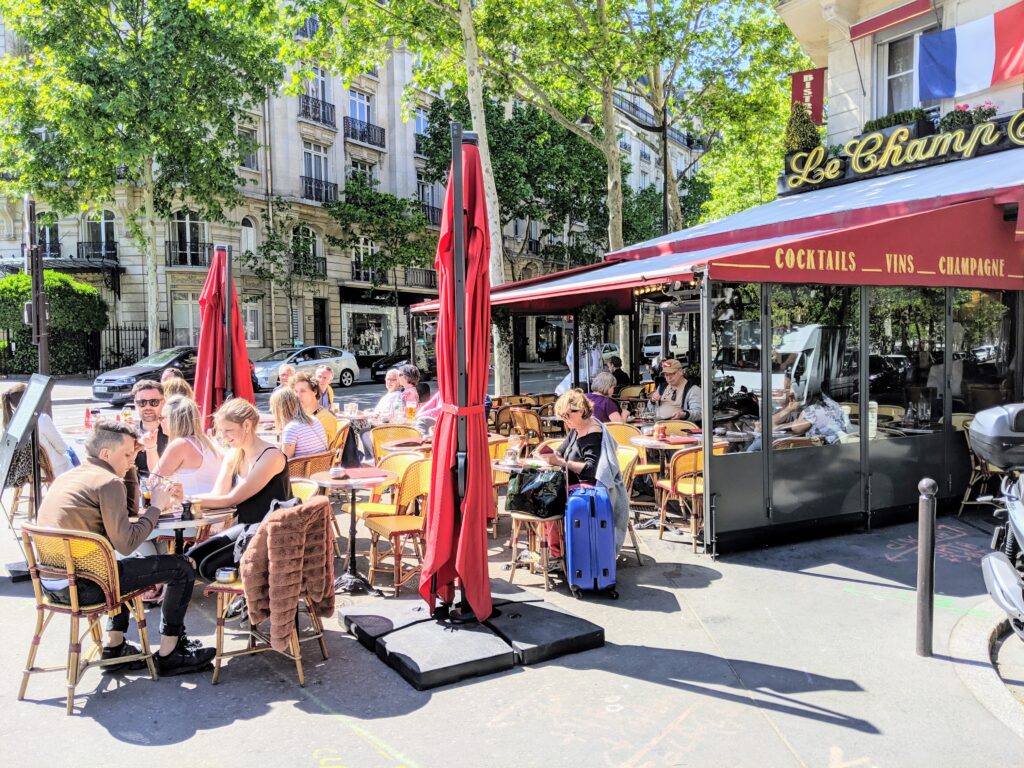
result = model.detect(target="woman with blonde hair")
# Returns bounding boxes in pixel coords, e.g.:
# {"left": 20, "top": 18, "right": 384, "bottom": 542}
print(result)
{"left": 162, "top": 377, "right": 194, "bottom": 400}
{"left": 535, "top": 389, "right": 630, "bottom": 556}
{"left": 152, "top": 395, "right": 223, "bottom": 497}
{"left": 188, "top": 398, "right": 289, "bottom": 581}
{"left": 270, "top": 386, "right": 327, "bottom": 459}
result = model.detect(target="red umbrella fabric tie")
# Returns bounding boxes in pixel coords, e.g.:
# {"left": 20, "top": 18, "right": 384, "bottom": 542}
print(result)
{"left": 440, "top": 403, "right": 486, "bottom": 416}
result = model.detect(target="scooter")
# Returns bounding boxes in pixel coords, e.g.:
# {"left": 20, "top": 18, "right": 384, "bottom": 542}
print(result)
{"left": 981, "top": 471, "right": 1024, "bottom": 641}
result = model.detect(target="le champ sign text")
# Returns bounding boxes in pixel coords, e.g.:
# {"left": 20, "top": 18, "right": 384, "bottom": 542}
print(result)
{"left": 783, "top": 108, "right": 1024, "bottom": 194}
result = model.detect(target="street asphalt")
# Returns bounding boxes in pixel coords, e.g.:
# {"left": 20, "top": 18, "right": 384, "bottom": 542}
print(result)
{"left": 1, "top": 374, "right": 1023, "bottom": 767}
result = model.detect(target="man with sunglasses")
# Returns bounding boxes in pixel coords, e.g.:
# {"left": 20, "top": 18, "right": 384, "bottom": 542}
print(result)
{"left": 131, "top": 380, "right": 168, "bottom": 477}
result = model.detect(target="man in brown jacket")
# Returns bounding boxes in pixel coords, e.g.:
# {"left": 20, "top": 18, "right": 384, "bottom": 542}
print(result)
{"left": 36, "top": 419, "right": 214, "bottom": 676}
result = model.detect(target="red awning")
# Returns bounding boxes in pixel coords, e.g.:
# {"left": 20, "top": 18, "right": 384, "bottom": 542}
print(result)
{"left": 850, "top": 0, "right": 934, "bottom": 41}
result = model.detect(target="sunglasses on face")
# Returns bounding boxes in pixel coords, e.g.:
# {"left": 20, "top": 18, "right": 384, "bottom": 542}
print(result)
{"left": 135, "top": 398, "right": 162, "bottom": 408}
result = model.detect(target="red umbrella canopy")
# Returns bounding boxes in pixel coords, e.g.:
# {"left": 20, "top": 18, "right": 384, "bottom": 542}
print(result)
{"left": 193, "top": 247, "right": 254, "bottom": 428}
{"left": 419, "top": 141, "right": 493, "bottom": 621}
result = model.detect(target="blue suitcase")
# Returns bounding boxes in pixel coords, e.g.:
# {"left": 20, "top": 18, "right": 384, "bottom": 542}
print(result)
{"left": 564, "top": 485, "right": 618, "bottom": 599}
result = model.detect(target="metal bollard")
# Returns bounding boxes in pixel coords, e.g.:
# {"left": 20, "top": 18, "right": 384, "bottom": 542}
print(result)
{"left": 916, "top": 477, "right": 938, "bottom": 657}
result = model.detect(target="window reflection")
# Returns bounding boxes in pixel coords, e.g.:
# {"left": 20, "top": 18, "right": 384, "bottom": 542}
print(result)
{"left": 954, "top": 290, "right": 1014, "bottom": 415}
{"left": 768, "top": 285, "right": 859, "bottom": 450}
{"left": 711, "top": 283, "right": 762, "bottom": 452}
{"left": 868, "top": 287, "right": 944, "bottom": 438}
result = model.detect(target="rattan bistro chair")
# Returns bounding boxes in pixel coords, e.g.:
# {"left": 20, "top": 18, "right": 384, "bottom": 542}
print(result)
{"left": 369, "top": 425, "right": 421, "bottom": 465}
{"left": 365, "top": 459, "right": 433, "bottom": 596}
{"left": 19, "top": 525, "right": 159, "bottom": 715}
{"left": 615, "top": 446, "right": 643, "bottom": 565}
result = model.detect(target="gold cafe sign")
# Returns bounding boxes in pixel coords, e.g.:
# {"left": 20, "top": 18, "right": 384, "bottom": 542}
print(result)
{"left": 782, "top": 108, "right": 1024, "bottom": 195}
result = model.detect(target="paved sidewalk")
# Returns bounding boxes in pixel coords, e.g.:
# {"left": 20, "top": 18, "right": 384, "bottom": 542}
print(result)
{"left": 2, "top": 500, "right": 1022, "bottom": 767}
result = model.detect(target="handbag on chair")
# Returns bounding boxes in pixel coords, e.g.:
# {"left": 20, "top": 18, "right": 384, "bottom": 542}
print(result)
{"left": 505, "top": 467, "right": 567, "bottom": 518}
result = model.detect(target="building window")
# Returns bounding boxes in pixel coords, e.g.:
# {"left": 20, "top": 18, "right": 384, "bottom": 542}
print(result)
{"left": 238, "top": 126, "right": 258, "bottom": 170}
{"left": 640, "top": 170, "right": 649, "bottom": 189}
{"left": 349, "top": 89, "right": 372, "bottom": 123}
{"left": 242, "top": 297, "right": 263, "bottom": 347}
{"left": 86, "top": 210, "right": 115, "bottom": 246}
{"left": 349, "top": 160, "right": 375, "bottom": 183}
{"left": 292, "top": 225, "right": 318, "bottom": 260}
{"left": 240, "top": 217, "right": 256, "bottom": 255}
{"left": 172, "top": 210, "right": 208, "bottom": 248}
{"left": 307, "top": 66, "right": 329, "bottom": 103}
{"left": 38, "top": 221, "right": 59, "bottom": 257}
{"left": 352, "top": 236, "right": 378, "bottom": 281}
{"left": 875, "top": 20, "right": 941, "bottom": 119}
{"left": 171, "top": 291, "right": 201, "bottom": 346}
{"left": 303, "top": 141, "right": 329, "bottom": 182}
{"left": 415, "top": 106, "right": 429, "bottom": 135}
{"left": 416, "top": 172, "right": 436, "bottom": 206}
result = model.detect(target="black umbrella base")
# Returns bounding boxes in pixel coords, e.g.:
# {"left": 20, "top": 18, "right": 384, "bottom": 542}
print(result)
{"left": 334, "top": 572, "right": 382, "bottom": 596}
{"left": 339, "top": 584, "right": 605, "bottom": 691}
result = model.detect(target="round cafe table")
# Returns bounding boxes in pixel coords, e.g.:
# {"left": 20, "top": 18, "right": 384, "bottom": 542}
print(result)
{"left": 311, "top": 469, "right": 398, "bottom": 595}
{"left": 134, "top": 507, "right": 236, "bottom": 554}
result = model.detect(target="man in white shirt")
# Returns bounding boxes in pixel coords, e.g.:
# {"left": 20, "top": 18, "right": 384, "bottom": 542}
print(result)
{"left": 650, "top": 359, "right": 702, "bottom": 422}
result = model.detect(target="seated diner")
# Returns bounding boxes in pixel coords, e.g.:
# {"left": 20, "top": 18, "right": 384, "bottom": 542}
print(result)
{"left": 271, "top": 386, "right": 328, "bottom": 459}
{"left": 650, "top": 359, "right": 702, "bottom": 424}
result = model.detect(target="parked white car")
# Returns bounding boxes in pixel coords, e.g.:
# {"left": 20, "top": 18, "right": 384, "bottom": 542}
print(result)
{"left": 252, "top": 345, "right": 359, "bottom": 390}
{"left": 642, "top": 332, "right": 688, "bottom": 362}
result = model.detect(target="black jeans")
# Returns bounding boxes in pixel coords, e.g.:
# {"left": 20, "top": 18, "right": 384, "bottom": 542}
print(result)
{"left": 46, "top": 554, "right": 195, "bottom": 638}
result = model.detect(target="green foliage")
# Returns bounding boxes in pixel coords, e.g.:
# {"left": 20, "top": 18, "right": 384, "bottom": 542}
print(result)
{"left": 699, "top": 64, "right": 796, "bottom": 222}
{"left": 325, "top": 172, "right": 435, "bottom": 289}
{"left": 678, "top": 172, "right": 712, "bottom": 229}
{"left": 240, "top": 197, "right": 301, "bottom": 299}
{"left": 862, "top": 108, "right": 929, "bottom": 133}
{"left": 784, "top": 102, "right": 821, "bottom": 154}
{"left": 0, "top": 270, "right": 108, "bottom": 374}
{"left": 578, "top": 301, "right": 615, "bottom": 350}
{"left": 421, "top": 91, "right": 608, "bottom": 264}
{"left": 622, "top": 185, "right": 664, "bottom": 246}
{"left": 0, "top": 0, "right": 284, "bottom": 217}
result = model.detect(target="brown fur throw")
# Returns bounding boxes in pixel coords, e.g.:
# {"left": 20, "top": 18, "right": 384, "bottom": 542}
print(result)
{"left": 240, "top": 496, "right": 335, "bottom": 651}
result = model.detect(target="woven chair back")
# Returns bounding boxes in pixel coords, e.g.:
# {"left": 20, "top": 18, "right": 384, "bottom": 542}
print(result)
{"left": 657, "top": 420, "right": 699, "bottom": 436}
{"left": 290, "top": 479, "right": 319, "bottom": 503}
{"left": 370, "top": 425, "right": 421, "bottom": 464}
{"left": 22, "top": 525, "right": 120, "bottom": 606}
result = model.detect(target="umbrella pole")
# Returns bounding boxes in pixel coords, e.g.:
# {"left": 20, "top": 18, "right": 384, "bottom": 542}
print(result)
{"left": 223, "top": 245, "right": 233, "bottom": 401}
{"left": 448, "top": 123, "right": 476, "bottom": 624}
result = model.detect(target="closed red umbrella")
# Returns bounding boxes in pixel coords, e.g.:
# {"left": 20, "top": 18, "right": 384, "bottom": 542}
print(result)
{"left": 194, "top": 247, "right": 254, "bottom": 428}
{"left": 419, "top": 129, "right": 493, "bottom": 622}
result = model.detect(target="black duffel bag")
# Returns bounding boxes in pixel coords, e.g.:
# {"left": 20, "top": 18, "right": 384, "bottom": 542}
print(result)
{"left": 505, "top": 467, "right": 567, "bottom": 518}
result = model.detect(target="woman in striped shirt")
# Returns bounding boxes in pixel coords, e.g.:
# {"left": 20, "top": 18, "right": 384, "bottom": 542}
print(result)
{"left": 270, "top": 387, "right": 327, "bottom": 459}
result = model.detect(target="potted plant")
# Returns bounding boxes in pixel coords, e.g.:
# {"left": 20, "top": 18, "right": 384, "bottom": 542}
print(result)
{"left": 783, "top": 102, "right": 823, "bottom": 174}
{"left": 861, "top": 107, "right": 935, "bottom": 140}
{"left": 938, "top": 100, "right": 997, "bottom": 133}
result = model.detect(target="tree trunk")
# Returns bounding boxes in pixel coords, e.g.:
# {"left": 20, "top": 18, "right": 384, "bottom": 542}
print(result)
{"left": 141, "top": 158, "right": 161, "bottom": 354}
{"left": 457, "top": 0, "right": 512, "bottom": 395}
{"left": 602, "top": 80, "right": 624, "bottom": 253}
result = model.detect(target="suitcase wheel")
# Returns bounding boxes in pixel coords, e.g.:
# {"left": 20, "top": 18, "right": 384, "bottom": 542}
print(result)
{"left": 570, "top": 585, "right": 583, "bottom": 599}
{"left": 607, "top": 588, "right": 619, "bottom": 600}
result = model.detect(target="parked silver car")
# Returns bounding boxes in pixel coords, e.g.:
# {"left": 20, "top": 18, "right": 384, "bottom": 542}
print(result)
{"left": 252, "top": 345, "right": 359, "bottom": 390}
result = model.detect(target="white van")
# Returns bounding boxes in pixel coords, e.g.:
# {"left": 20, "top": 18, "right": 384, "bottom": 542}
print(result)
{"left": 643, "top": 332, "right": 688, "bottom": 362}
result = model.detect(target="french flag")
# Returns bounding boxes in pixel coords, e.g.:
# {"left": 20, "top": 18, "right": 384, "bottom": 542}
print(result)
{"left": 916, "top": 1, "right": 1024, "bottom": 100}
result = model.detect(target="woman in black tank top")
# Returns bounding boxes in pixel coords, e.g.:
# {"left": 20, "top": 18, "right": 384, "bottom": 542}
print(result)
{"left": 188, "top": 399, "right": 290, "bottom": 579}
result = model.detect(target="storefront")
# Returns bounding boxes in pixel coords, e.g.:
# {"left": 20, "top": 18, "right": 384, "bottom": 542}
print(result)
{"left": 419, "top": 110, "right": 1024, "bottom": 550}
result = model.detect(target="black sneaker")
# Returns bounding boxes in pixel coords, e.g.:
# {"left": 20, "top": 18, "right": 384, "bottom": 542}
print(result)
{"left": 101, "top": 641, "right": 149, "bottom": 673}
{"left": 155, "top": 638, "right": 216, "bottom": 677}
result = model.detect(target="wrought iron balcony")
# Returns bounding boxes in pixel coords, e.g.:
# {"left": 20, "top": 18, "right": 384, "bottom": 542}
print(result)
{"left": 39, "top": 244, "right": 61, "bottom": 258}
{"left": 639, "top": 147, "right": 652, "bottom": 163}
{"left": 76, "top": 241, "right": 118, "bottom": 261}
{"left": 420, "top": 203, "right": 441, "bottom": 226}
{"left": 405, "top": 267, "right": 437, "bottom": 289}
{"left": 414, "top": 133, "right": 428, "bottom": 156}
{"left": 619, "top": 138, "right": 633, "bottom": 153}
{"left": 613, "top": 93, "right": 655, "bottom": 125}
{"left": 293, "top": 253, "right": 327, "bottom": 278}
{"left": 300, "top": 176, "right": 338, "bottom": 203}
{"left": 165, "top": 241, "right": 213, "bottom": 267}
{"left": 351, "top": 262, "right": 386, "bottom": 283}
{"left": 299, "top": 94, "right": 336, "bottom": 128}
{"left": 343, "top": 116, "right": 386, "bottom": 148}
{"left": 667, "top": 127, "right": 691, "bottom": 147}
